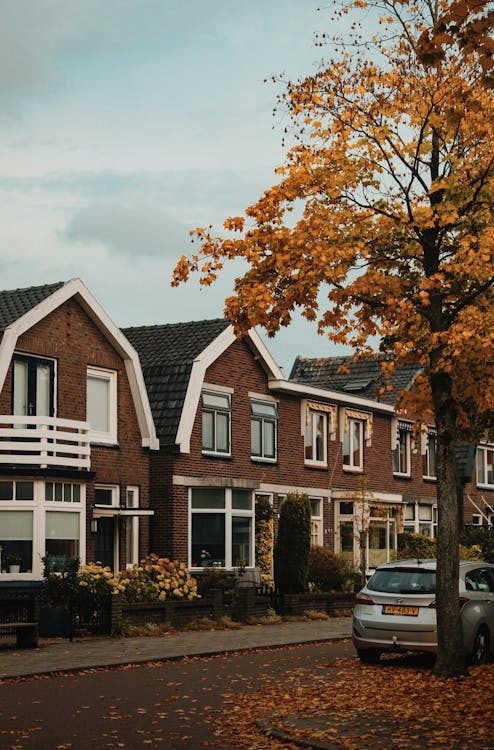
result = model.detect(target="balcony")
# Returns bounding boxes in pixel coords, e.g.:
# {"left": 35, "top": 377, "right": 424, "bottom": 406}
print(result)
{"left": 0, "top": 416, "right": 91, "bottom": 471}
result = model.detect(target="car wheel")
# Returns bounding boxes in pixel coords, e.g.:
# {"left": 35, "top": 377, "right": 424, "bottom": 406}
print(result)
{"left": 471, "top": 626, "right": 490, "bottom": 665}
{"left": 357, "top": 649, "right": 381, "bottom": 664}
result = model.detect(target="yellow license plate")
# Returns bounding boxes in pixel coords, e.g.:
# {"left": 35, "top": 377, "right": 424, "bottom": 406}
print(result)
{"left": 382, "top": 605, "right": 419, "bottom": 616}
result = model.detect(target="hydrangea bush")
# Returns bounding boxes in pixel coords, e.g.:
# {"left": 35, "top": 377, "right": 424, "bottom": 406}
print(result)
{"left": 77, "top": 554, "right": 199, "bottom": 603}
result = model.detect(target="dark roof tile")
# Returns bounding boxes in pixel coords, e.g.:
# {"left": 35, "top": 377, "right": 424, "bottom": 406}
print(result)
{"left": 123, "top": 319, "right": 230, "bottom": 446}
{"left": 0, "top": 281, "right": 65, "bottom": 333}
{"left": 289, "top": 354, "right": 421, "bottom": 405}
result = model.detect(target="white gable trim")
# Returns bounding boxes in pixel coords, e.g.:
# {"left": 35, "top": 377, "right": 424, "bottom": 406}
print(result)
{"left": 175, "top": 326, "right": 284, "bottom": 453}
{"left": 0, "top": 278, "right": 158, "bottom": 450}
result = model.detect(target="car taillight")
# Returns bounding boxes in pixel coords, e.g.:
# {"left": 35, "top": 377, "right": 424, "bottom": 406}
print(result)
{"left": 355, "top": 591, "right": 374, "bottom": 605}
{"left": 428, "top": 596, "right": 470, "bottom": 610}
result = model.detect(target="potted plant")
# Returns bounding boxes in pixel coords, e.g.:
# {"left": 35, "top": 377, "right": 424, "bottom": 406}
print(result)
{"left": 6, "top": 551, "right": 22, "bottom": 573}
{"left": 38, "top": 557, "right": 79, "bottom": 639}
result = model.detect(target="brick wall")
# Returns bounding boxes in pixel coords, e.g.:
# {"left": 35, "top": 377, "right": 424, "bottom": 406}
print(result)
{"left": 0, "top": 297, "right": 150, "bottom": 565}
{"left": 151, "top": 337, "right": 443, "bottom": 565}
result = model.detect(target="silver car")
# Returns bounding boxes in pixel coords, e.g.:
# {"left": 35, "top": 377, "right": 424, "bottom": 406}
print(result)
{"left": 352, "top": 559, "right": 494, "bottom": 664}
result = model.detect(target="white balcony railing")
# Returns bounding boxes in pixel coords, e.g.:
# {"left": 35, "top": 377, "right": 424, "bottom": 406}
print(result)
{"left": 0, "top": 415, "right": 91, "bottom": 470}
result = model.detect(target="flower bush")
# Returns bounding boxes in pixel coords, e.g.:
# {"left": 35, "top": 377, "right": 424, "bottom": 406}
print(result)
{"left": 111, "top": 554, "right": 199, "bottom": 603}
{"left": 78, "top": 561, "right": 116, "bottom": 595}
{"left": 76, "top": 555, "right": 199, "bottom": 603}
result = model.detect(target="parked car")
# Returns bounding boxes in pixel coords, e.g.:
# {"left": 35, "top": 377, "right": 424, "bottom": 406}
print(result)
{"left": 352, "top": 559, "right": 494, "bottom": 664}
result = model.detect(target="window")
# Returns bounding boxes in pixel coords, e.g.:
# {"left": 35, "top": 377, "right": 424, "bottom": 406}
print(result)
{"left": 476, "top": 445, "right": 494, "bottom": 488}
{"left": 423, "top": 428, "right": 437, "bottom": 479}
{"left": 46, "top": 482, "right": 81, "bottom": 503}
{"left": 343, "top": 418, "right": 363, "bottom": 470}
{"left": 251, "top": 400, "right": 277, "bottom": 461}
{"left": 310, "top": 498, "right": 323, "bottom": 546}
{"left": 94, "top": 485, "right": 119, "bottom": 506}
{"left": 13, "top": 354, "right": 54, "bottom": 420}
{"left": 305, "top": 410, "right": 327, "bottom": 465}
{"left": 393, "top": 421, "right": 412, "bottom": 476}
{"left": 202, "top": 391, "right": 231, "bottom": 455}
{"left": 87, "top": 367, "right": 117, "bottom": 444}
{"left": 126, "top": 487, "right": 139, "bottom": 567}
{"left": 0, "top": 510, "right": 33, "bottom": 573}
{"left": 45, "top": 511, "right": 80, "bottom": 571}
{"left": 190, "top": 487, "right": 254, "bottom": 569}
{"left": 404, "top": 501, "right": 437, "bottom": 537}
{"left": 0, "top": 480, "right": 85, "bottom": 577}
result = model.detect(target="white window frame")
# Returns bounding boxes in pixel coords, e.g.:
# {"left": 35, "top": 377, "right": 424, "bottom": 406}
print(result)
{"left": 189, "top": 487, "right": 254, "bottom": 570}
{"left": 393, "top": 421, "right": 412, "bottom": 477}
{"left": 476, "top": 444, "right": 494, "bottom": 488}
{"left": 304, "top": 410, "right": 327, "bottom": 466}
{"left": 310, "top": 497, "right": 323, "bottom": 546}
{"left": 87, "top": 366, "right": 118, "bottom": 445}
{"left": 0, "top": 479, "right": 85, "bottom": 579}
{"left": 422, "top": 427, "right": 437, "bottom": 479}
{"left": 250, "top": 399, "right": 278, "bottom": 462}
{"left": 201, "top": 390, "right": 231, "bottom": 456}
{"left": 343, "top": 417, "right": 364, "bottom": 471}
{"left": 404, "top": 500, "right": 438, "bottom": 537}
{"left": 94, "top": 484, "right": 120, "bottom": 507}
{"left": 125, "top": 486, "right": 140, "bottom": 567}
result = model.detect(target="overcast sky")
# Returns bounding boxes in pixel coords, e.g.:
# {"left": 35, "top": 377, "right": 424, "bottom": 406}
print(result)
{"left": 0, "top": 0, "right": 357, "bottom": 374}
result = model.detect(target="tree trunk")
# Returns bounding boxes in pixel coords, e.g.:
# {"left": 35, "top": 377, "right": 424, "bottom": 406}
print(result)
{"left": 430, "top": 371, "right": 467, "bottom": 676}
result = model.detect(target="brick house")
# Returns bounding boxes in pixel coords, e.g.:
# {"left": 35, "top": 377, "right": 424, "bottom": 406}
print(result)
{"left": 124, "top": 320, "right": 443, "bottom": 574}
{"left": 0, "top": 279, "right": 157, "bottom": 581}
{"left": 289, "top": 355, "right": 494, "bottom": 566}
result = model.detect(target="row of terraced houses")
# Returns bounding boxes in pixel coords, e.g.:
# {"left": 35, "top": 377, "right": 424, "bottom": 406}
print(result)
{"left": 0, "top": 279, "right": 492, "bottom": 582}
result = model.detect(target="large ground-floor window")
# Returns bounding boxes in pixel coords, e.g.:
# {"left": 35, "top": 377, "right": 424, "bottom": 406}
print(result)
{"left": 190, "top": 487, "right": 254, "bottom": 569}
{"left": 336, "top": 500, "right": 399, "bottom": 573}
{"left": 0, "top": 479, "right": 85, "bottom": 578}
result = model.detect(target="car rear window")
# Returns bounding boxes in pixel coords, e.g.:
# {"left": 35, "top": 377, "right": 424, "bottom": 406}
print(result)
{"left": 367, "top": 568, "right": 436, "bottom": 594}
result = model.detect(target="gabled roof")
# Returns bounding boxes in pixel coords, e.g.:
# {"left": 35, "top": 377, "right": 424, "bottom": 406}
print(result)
{"left": 123, "top": 320, "right": 231, "bottom": 448}
{"left": 0, "top": 279, "right": 158, "bottom": 449}
{"left": 123, "top": 319, "right": 284, "bottom": 452}
{"left": 0, "top": 281, "right": 65, "bottom": 334}
{"left": 289, "top": 354, "right": 421, "bottom": 405}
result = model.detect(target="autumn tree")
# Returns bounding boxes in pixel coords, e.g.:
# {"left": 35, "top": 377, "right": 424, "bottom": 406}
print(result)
{"left": 173, "top": 0, "right": 494, "bottom": 676}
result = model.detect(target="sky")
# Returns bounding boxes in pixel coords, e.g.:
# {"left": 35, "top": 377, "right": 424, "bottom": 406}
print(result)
{"left": 0, "top": 0, "right": 356, "bottom": 374}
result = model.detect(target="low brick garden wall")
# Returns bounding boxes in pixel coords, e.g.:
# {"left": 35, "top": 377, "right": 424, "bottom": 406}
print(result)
{"left": 109, "top": 588, "right": 353, "bottom": 633}
{"left": 282, "top": 592, "right": 355, "bottom": 617}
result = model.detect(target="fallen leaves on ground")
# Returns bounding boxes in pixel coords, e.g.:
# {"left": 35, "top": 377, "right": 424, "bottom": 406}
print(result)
{"left": 214, "top": 655, "right": 494, "bottom": 749}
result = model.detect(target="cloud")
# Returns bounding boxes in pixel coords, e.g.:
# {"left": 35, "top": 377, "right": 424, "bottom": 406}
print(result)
{"left": 62, "top": 203, "right": 189, "bottom": 259}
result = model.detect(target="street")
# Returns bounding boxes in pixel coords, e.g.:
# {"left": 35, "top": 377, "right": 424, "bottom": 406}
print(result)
{"left": 0, "top": 640, "right": 355, "bottom": 749}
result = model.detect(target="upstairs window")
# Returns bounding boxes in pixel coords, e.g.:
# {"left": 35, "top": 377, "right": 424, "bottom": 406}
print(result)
{"left": 343, "top": 417, "right": 364, "bottom": 470}
{"left": 251, "top": 400, "right": 277, "bottom": 461}
{"left": 305, "top": 410, "right": 327, "bottom": 465}
{"left": 423, "top": 428, "right": 437, "bottom": 479}
{"left": 477, "top": 445, "right": 494, "bottom": 488}
{"left": 202, "top": 391, "right": 231, "bottom": 455}
{"left": 87, "top": 367, "right": 117, "bottom": 444}
{"left": 393, "top": 421, "right": 413, "bottom": 476}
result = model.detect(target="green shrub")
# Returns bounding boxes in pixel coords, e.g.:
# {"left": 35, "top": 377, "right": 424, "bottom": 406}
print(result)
{"left": 398, "top": 531, "right": 483, "bottom": 562}
{"left": 460, "top": 526, "right": 494, "bottom": 563}
{"left": 308, "top": 546, "right": 349, "bottom": 592}
{"left": 274, "top": 492, "right": 311, "bottom": 595}
{"left": 397, "top": 531, "right": 436, "bottom": 559}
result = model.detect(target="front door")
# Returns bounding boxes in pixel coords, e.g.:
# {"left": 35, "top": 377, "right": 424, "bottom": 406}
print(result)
{"left": 13, "top": 355, "right": 54, "bottom": 419}
{"left": 95, "top": 518, "right": 115, "bottom": 569}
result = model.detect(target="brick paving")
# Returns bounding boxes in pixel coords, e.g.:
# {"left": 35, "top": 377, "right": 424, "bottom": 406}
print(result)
{"left": 0, "top": 616, "right": 352, "bottom": 680}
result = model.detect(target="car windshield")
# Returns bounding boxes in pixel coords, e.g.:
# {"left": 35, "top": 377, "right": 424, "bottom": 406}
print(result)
{"left": 367, "top": 568, "right": 436, "bottom": 594}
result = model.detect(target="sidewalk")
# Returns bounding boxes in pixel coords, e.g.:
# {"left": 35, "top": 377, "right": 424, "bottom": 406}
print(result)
{"left": 0, "top": 616, "right": 352, "bottom": 680}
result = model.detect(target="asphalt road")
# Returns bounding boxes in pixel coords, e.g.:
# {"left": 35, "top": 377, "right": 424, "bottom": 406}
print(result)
{"left": 0, "top": 640, "right": 356, "bottom": 750}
